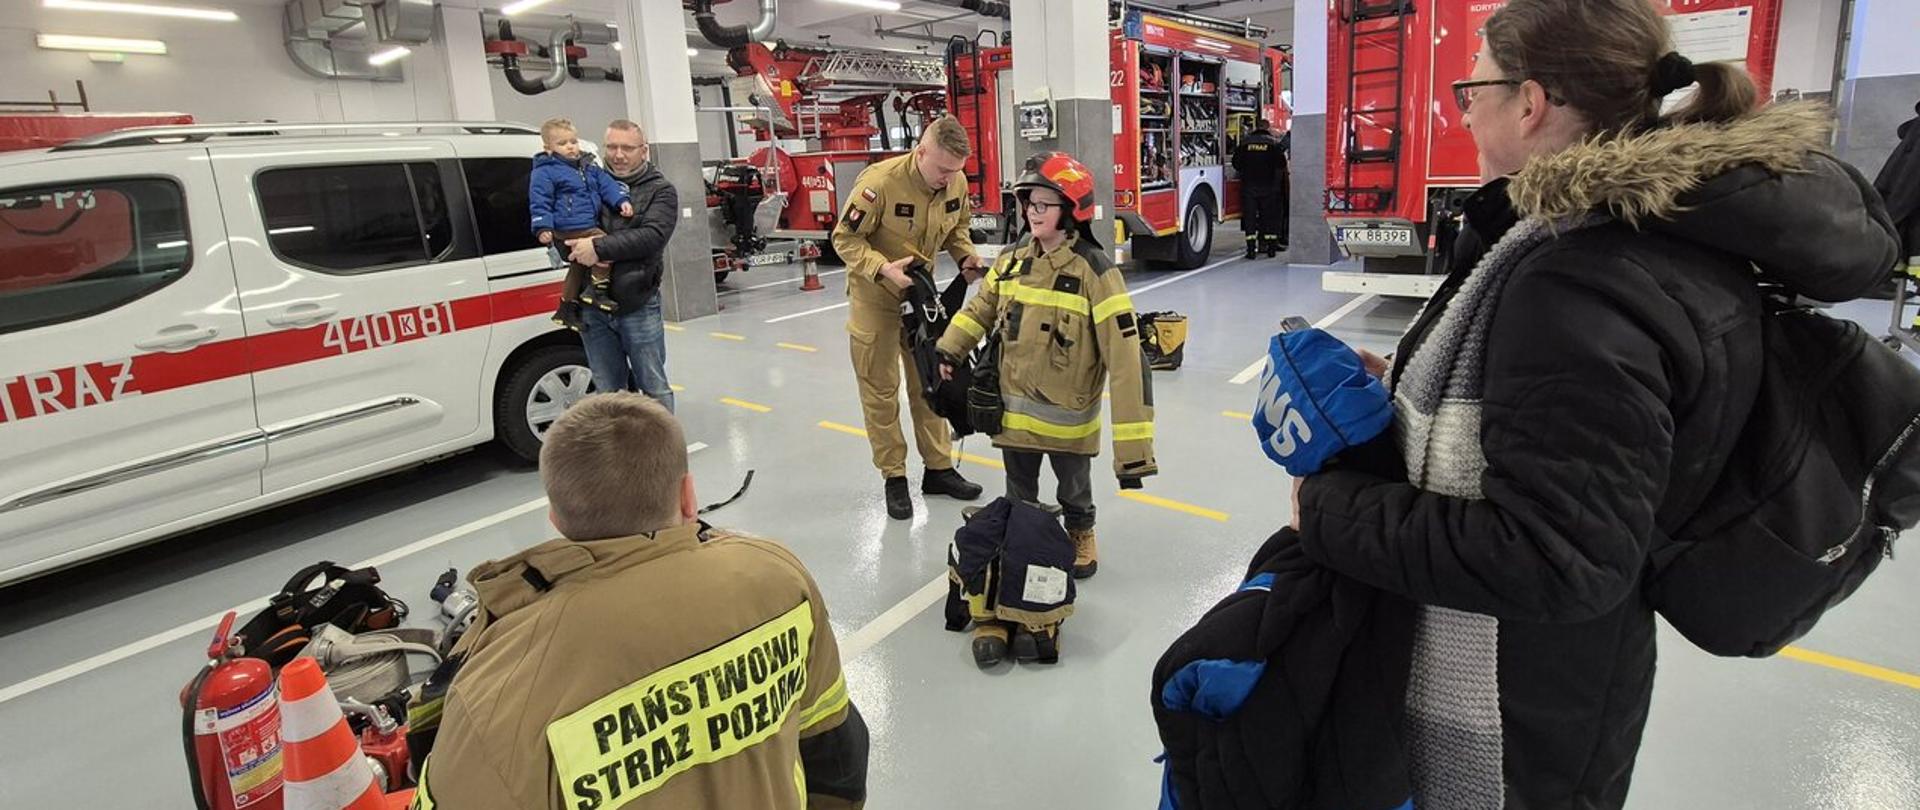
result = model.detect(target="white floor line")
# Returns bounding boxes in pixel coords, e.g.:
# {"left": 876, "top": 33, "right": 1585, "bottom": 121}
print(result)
{"left": 840, "top": 574, "right": 949, "bottom": 662}
{"left": 1128, "top": 255, "right": 1241, "bottom": 296}
{"left": 0, "top": 442, "right": 709, "bottom": 707}
{"left": 762, "top": 275, "right": 958, "bottom": 324}
{"left": 721, "top": 268, "right": 847, "bottom": 296}
{"left": 1228, "top": 294, "right": 1379, "bottom": 385}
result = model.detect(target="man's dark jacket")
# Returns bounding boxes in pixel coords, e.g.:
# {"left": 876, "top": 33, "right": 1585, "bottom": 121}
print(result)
{"left": 1232, "top": 129, "right": 1287, "bottom": 192}
{"left": 1873, "top": 100, "right": 1920, "bottom": 261}
{"left": 594, "top": 162, "right": 679, "bottom": 305}
{"left": 1297, "top": 104, "right": 1897, "bottom": 807}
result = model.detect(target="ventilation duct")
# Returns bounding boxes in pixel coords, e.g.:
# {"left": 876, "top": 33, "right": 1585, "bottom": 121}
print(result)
{"left": 496, "top": 19, "right": 571, "bottom": 95}
{"left": 283, "top": 0, "right": 433, "bottom": 81}
{"left": 691, "top": 0, "right": 775, "bottom": 49}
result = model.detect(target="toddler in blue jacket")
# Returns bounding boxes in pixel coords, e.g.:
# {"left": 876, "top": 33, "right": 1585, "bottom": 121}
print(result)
{"left": 531, "top": 117, "right": 633, "bottom": 330}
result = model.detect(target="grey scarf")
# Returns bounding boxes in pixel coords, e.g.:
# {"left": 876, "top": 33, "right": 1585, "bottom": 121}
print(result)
{"left": 1389, "top": 213, "right": 1598, "bottom": 808}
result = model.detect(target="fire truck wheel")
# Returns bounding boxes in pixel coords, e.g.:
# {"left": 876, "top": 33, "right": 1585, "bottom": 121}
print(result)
{"left": 495, "top": 343, "right": 594, "bottom": 464}
{"left": 1173, "top": 192, "right": 1216, "bottom": 270}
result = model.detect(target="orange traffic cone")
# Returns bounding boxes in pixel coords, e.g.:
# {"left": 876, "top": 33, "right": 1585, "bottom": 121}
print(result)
{"left": 799, "top": 253, "right": 824, "bottom": 292}
{"left": 277, "top": 658, "right": 394, "bottom": 810}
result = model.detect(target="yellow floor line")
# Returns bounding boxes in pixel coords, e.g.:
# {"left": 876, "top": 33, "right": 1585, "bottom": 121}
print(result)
{"left": 1119, "top": 490, "right": 1230, "bottom": 522}
{"left": 1778, "top": 646, "right": 1920, "bottom": 692}
{"left": 664, "top": 324, "right": 685, "bottom": 332}
{"left": 720, "top": 397, "right": 772, "bottom": 413}
{"left": 710, "top": 332, "right": 747, "bottom": 341}
{"left": 955, "top": 451, "right": 1004, "bottom": 469}
{"left": 817, "top": 420, "right": 869, "bottom": 437}
{"left": 777, "top": 342, "right": 819, "bottom": 353}
{"left": 1222, "top": 410, "right": 1253, "bottom": 421}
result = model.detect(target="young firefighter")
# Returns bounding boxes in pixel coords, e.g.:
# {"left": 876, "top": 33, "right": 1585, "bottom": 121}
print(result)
{"left": 935, "top": 152, "right": 1158, "bottom": 662}
{"left": 531, "top": 117, "right": 633, "bottom": 330}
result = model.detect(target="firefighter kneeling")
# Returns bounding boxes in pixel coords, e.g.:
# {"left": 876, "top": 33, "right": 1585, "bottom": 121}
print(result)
{"left": 936, "top": 152, "right": 1159, "bottom": 666}
{"left": 411, "top": 393, "right": 868, "bottom": 810}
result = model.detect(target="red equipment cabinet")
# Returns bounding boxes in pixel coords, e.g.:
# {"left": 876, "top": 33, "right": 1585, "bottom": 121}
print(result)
{"left": 947, "top": 3, "right": 1290, "bottom": 269}
{"left": 1325, "top": 0, "right": 1782, "bottom": 278}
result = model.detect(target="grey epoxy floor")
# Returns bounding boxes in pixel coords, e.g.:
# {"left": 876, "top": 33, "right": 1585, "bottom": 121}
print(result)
{"left": 3, "top": 232, "right": 1919, "bottom": 808}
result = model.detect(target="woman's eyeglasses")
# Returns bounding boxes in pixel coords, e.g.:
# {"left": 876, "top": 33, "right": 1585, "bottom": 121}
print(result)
{"left": 1023, "top": 199, "right": 1065, "bottom": 213}
{"left": 1451, "top": 79, "right": 1522, "bottom": 113}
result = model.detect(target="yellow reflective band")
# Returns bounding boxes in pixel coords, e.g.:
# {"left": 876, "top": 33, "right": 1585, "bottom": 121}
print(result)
{"left": 1002, "top": 411, "right": 1103, "bottom": 440}
{"left": 1007, "top": 284, "right": 1092, "bottom": 315}
{"left": 546, "top": 602, "right": 814, "bottom": 809}
{"left": 1092, "top": 293, "right": 1134, "bottom": 323}
{"left": 795, "top": 760, "right": 807, "bottom": 803}
{"left": 410, "top": 759, "right": 436, "bottom": 810}
{"left": 1112, "top": 421, "right": 1155, "bottom": 441}
{"left": 797, "top": 674, "right": 849, "bottom": 731}
{"left": 953, "top": 312, "right": 986, "bottom": 339}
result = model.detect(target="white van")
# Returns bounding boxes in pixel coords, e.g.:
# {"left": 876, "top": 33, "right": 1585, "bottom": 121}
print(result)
{"left": 0, "top": 122, "right": 597, "bottom": 585}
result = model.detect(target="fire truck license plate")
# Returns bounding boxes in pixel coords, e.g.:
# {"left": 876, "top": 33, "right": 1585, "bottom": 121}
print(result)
{"left": 1337, "top": 226, "right": 1415, "bottom": 248}
{"left": 971, "top": 215, "right": 998, "bottom": 231}
{"left": 749, "top": 251, "right": 792, "bottom": 267}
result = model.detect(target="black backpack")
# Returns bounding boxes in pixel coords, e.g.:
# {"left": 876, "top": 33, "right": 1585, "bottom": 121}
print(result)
{"left": 233, "top": 561, "right": 409, "bottom": 669}
{"left": 1650, "top": 300, "right": 1920, "bottom": 657}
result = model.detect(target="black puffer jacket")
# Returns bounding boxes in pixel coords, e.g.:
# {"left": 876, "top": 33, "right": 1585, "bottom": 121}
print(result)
{"left": 1297, "top": 103, "right": 1898, "bottom": 808}
{"left": 594, "top": 162, "right": 679, "bottom": 305}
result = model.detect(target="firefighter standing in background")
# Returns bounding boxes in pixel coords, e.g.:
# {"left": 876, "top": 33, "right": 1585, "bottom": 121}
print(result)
{"left": 1232, "top": 119, "right": 1290, "bottom": 259}
{"left": 935, "top": 152, "right": 1159, "bottom": 659}
{"left": 833, "top": 116, "right": 987, "bottom": 520}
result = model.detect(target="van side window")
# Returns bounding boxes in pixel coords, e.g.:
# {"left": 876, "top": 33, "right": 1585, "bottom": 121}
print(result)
{"left": 0, "top": 178, "right": 190, "bottom": 335}
{"left": 257, "top": 161, "right": 458, "bottom": 274}
{"left": 460, "top": 158, "right": 541, "bottom": 256}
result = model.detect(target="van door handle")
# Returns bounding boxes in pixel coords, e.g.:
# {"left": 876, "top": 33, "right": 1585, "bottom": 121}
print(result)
{"left": 267, "top": 304, "right": 337, "bottom": 329}
{"left": 135, "top": 324, "right": 220, "bottom": 352}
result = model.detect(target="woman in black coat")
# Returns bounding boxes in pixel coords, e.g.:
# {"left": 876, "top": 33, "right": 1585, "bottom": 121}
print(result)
{"left": 1290, "top": 0, "right": 1900, "bottom": 806}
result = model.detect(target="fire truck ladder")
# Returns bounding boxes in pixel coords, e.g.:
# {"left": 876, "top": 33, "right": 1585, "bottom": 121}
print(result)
{"left": 1331, "top": 0, "right": 1414, "bottom": 214}
{"left": 796, "top": 48, "right": 948, "bottom": 90}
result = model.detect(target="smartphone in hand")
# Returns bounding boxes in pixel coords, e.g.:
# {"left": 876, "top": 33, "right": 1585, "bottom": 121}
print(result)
{"left": 1278, "top": 315, "right": 1313, "bottom": 334}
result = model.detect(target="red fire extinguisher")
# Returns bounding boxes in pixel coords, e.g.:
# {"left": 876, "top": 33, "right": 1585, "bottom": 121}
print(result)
{"left": 181, "top": 611, "right": 285, "bottom": 810}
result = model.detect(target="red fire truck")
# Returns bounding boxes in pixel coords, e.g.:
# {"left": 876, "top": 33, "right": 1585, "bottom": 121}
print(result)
{"left": 948, "top": 2, "right": 1290, "bottom": 269}
{"left": 1324, "top": 0, "right": 1782, "bottom": 296}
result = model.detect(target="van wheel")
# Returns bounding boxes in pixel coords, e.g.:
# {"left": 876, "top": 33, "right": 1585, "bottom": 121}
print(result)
{"left": 496, "top": 344, "right": 595, "bottom": 463}
{"left": 1172, "top": 192, "right": 1215, "bottom": 270}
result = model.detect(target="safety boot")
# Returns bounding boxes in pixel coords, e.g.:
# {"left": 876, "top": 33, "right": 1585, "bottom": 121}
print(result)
{"left": 577, "top": 275, "right": 620, "bottom": 314}
{"left": 1011, "top": 623, "right": 1060, "bottom": 664}
{"left": 1244, "top": 241, "right": 1258, "bottom": 260}
{"left": 1069, "top": 528, "right": 1098, "bottom": 579}
{"left": 551, "top": 300, "right": 585, "bottom": 333}
{"left": 971, "top": 622, "right": 1010, "bottom": 667}
{"left": 884, "top": 476, "right": 913, "bottom": 520}
{"left": 922, "top": 467, "right": 984, "bottom": 501}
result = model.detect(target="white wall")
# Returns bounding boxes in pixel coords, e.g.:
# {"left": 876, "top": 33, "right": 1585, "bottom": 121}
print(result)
{"left": 1849, "top": 0, "right": 1920, "bottom": 79}
{"left": 2, "top": 2, "right": 453, "bottom": 122}
{"left": 488, "top": 60, "right": 626, "bottom": 133}
{"left": 1775, "top": 0, "right": 1848, "bottom": 95}
{"left": 1290, "top": 0, "right": 1328, "bottom": 116}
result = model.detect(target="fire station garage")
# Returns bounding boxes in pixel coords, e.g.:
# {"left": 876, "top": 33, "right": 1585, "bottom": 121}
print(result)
{"left": 3, "top": 0, "right": 1920, "bottom": 807}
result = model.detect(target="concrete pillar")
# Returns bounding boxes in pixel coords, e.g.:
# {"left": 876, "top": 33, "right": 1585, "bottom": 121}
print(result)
{"left": 435, "top": 1, "right": 496, "bottom": 121}
{"left": 1288, "top": 0, "right": 1339, "bottom": 265}
{"left": 1010, "top": 0, "right": 1116, "bottom": 258}
{"left": 1835, "top": 0, "right": 1920, "bottom": 179}
{"left": 615, "top": 0, "right": 716, "bottom": 322}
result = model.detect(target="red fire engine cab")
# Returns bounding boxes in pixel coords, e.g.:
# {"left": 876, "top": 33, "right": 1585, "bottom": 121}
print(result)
{"left": 947, "top": 2, "right": 1290, "bottom": 269}
{"left": 1323, "top": 0, "right": 1782, "bottom": 296}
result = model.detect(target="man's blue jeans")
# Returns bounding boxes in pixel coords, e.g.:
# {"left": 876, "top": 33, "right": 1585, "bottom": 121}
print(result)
{"left": 581, "top": 292, "right": 674, "bottom": 412}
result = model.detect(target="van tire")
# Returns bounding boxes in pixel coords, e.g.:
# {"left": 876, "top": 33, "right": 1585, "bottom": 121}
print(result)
{"left": 495, "top": 343, "right": 594, "bottom": 463}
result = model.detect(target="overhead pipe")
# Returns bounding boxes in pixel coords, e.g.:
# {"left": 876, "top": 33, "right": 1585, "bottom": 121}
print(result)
{"left": 564, "top": 36, "right": 623, "bottom": 83}
{"left": 692, "top": 0, "right": 776, "bottom": 48}
{"left": 922, "top": 0, "right": 1010, "bottom": 18}
{"left": 497, "top": 19, "right": 569, "bottom": 96}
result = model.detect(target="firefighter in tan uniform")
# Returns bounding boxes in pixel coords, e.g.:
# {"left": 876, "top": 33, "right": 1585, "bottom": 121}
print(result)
{"left": 935, "top": 152, "right": 1158, "bottom": 664}
{"left": 412, "top": 393, "right": 868, "bottom": 810}
{"left": 832, "top": 116, "right": 987, "bottom": 520}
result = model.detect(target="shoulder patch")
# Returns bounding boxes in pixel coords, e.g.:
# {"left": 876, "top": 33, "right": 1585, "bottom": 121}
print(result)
{"left": 860, "top": 187, "right": 878, "bottom": 203}
{"left": 1071, "top": 237, "right": 1116, "bottom": 275}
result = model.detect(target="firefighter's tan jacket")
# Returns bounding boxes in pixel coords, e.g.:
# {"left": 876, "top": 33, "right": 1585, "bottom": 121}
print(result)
{"left": 833, "top": 151, "right": 978, "bottom": 308}
{"left": 413, "top": 523, "right": 857, "bottom": 810}
{"left": 936, "top": 231, "right": 1158, "bottom": 481}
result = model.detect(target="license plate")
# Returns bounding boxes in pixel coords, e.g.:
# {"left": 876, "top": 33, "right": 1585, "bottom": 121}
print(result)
{"left": 748, "top": 251, "right": 791, "bottom": 267}
{"left": 1337, "top": 226, "right": 1415, "bottom": 248}
{"left": 970, "top": 214, "right": 999, "bottom": 231}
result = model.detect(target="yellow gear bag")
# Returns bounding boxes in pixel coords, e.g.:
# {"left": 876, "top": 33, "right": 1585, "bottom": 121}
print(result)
{"left": 1139, "top": 311, "right": 1189, "bottom": 371}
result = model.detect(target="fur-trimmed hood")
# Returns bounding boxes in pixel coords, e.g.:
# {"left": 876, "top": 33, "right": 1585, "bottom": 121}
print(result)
{"left": 1510, "top": 102, "right": 1899, "bottom": 301}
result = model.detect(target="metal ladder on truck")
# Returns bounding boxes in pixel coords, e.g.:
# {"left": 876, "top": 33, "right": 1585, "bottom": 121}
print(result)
{"left": 1327, "top": 0, "right": 1413, "bottom": 215}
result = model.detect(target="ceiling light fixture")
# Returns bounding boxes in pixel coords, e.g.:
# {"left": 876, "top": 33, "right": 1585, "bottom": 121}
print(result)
{"left": 824, "top": 0, "right": 901, "bottom": 11}
{"left": 367, "top": 45, "right": 411, "bottom": 66}
{"left": 36, "top": 33, "right": 167, "bottom": 54}
{"left": 43, "top": 0, "right": 236, "bottom": 21}
{"left": 500, "top": 0, "right": 553, "bottom": 16}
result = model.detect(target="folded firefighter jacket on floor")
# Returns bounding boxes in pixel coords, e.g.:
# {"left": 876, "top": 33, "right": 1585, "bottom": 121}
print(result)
{"left": 943, "top": 497, "right": 1076, "bottom": 631}
{"left": 1152, "top": 527, "right": 1416, "bottom": 810}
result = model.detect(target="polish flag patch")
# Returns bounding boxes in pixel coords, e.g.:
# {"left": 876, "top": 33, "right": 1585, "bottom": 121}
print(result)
{"left": 860, "top": 187, "right": 878, "bottom": 203}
